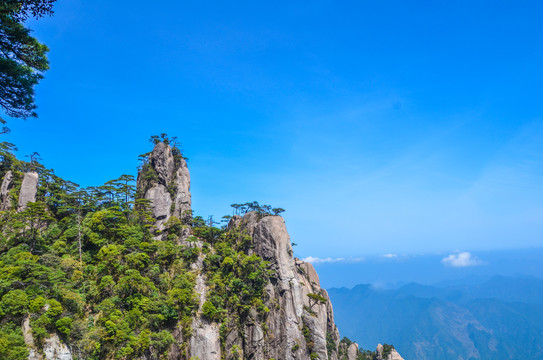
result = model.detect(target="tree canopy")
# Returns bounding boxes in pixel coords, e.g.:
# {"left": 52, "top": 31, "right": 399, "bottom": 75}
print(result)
{"left": 0, "top": 0, "right": 56, "bottom": 120}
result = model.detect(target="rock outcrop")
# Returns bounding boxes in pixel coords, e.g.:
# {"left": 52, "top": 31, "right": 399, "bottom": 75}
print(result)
{"left": 347, "top": 343, "right": 359, "bottom": 360}
{"left": 221, "top": 212, "right": 341, "bottom": 360}
{"left": 23, "top": 316, "right": 72, "bottom": 360}
{"left": 0, "top": 170, "right": 13, "bottom": 211}
{"left": 188, "top": 249, "right": 221, "bottom": 360}
{"left": 18, "top": 171, "right": 38, "bottom": 211}
{"left": 376, "top": 344, "right": 404, "bottom": 360}
{"left": 137, "top": 142, "right": 191, "bottom": 233}
{"left": 42, "top": 334, "right": 72, "bottom": 360}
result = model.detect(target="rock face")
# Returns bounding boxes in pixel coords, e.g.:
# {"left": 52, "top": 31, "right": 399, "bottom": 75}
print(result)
{"left": 18, "top": 172, "right": 38, "bottom": 211}
{"left": 188, "top": 249, "right": 221, "bottom": 360}
{"left": 223, "top": 212, "right": 341, "bottom": 360}
{"left": 137, "top": 142, "right": 191, "bottom": 232}
{"left": 376, "top": 344, "right": 404, "bottom": 360}
{"left": 347, "top": 343, "right": 359, "bottom": 360}
{"left": 23, "top": 316, "right": 72, "bottom": 360}
{"left": 0, "top": 170, "right": 13, "bottom": 211}
{"left": 42, "top": 334, "right": 72, "bottom": 360}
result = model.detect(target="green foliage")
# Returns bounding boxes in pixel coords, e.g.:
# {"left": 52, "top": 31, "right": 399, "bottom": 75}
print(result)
{"left": 45, "top": 298, "right": 62, "bottom": 318}
{"left": 202, "top": 300, "right": 219, "bottom": 322}
{"left": 382, "top": 344, "right": 394, "bottom": 358}
{"left": 230, "top": 201, "right": 285, "bottom": 216}
{"left": 326, "top": 330, "right": 336, "bottom": 356}
{"left": 0, "top": 289, "right": 28, "bottom": 316}
{"left": 0, "top": 0, "right": 55, "bottom": 120}
{"left": 338, "top": 337, "right": 379, "bottom": 360}
{"left": 0, "top": 323, "right": 28, "bottom": 359}
{"left": 307, "top": 292, "right": 328, "bottom": 311}
{"left": 55, "top": 317, "right": 72, "bottom": 336}
{"left": 199, "top": 221, "right": 274, "bottom": 351}
{"left": 0, "top": 154, "right": 199, "bottom": 360}
{"left": 302, "top": 321, "right": 314, "bottom": 353}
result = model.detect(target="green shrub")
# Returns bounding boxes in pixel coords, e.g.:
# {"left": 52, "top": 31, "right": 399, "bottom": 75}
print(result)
{"left": 55, "top": 317, "right": 73, "bottom": 336}
{"left": 0, "top": 290, "right": 28, "bottom": 317}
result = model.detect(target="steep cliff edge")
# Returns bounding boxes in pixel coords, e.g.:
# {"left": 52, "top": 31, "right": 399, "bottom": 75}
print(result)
{"left": 220, "top": 213, "right": 341, "bottom": 359}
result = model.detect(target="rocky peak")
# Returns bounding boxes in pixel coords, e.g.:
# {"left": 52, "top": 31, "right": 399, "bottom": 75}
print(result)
{"left": 376, "top": 344, "right": 404, "bottom": 360}
{"left": 223, "top": 212, "right": 341, "bottom": 360}
{"left": 137, "top": 141, "right": 191, "bottom": 233}
{"left": 346, "top": 343, "right": 359, "bottom": 360}
{"left": 18, "top": 172, "right": 39, "bottom": 211}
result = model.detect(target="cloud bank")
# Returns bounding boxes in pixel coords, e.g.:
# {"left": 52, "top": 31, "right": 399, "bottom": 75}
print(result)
{"left": 441, "top": 251, "right": 483, "bottom": 267}
{"left": 302, "top": 256, "right": 365, "bottom": 264}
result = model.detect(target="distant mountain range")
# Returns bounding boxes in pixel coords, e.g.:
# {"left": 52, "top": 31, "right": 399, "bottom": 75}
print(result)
{"left": 328, "top": 275, "right": 543, "bottom": 360}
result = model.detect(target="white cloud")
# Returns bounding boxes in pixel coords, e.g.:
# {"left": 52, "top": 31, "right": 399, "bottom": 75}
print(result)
{"left": 302, "top": 256, "right": 365, "bottom": 264}
{"left": 382, "top": 253, "right": 398, "bottom": 258}
{"left": 441, "top": 251, "right": 483, "bottom": 267}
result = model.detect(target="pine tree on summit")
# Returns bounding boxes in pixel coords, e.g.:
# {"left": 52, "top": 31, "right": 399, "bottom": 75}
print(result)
{"left": 0, "top": 0, "right": 56, "bottom": 120}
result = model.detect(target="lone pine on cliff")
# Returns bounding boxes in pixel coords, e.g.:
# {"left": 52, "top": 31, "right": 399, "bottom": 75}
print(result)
{"left": 0, "top": 137, "right": 402, "bottom": 360}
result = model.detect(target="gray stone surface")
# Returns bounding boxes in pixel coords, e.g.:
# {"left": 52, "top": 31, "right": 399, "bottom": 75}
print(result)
{"left": 145, "top": 184, "right": 172, "bottom": 230}
{"left": 172, "top": 160, "right": 191, "bottom": 221}
{"left": 23, "top": 315, "right": 72, "bottom": 360}
{"left": 22, "top": 316, "right": 40, "bottom": 360}
{"left": 0, "top": 170, "right": 13, "bottom": 211}
{"left": 18, "top": 172, "right": 38, "bottom": 211}
{"left": 43, "top": 334, "right": 72, "bottom": 360}
{"left": 137, "top": 142, "right": 192, "bottom": 234}
{"left": 149, "top": 142, "right": 175, "bottom": 185}
{"left": 189, "top": 253, "right": 221, "bottom": 360}
{"left": 347, "top": 343, "right": 359, "bottom": 360}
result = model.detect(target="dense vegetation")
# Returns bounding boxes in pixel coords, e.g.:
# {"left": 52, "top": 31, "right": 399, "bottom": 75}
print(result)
{"left": 0, "top": 139, "right": 276, "bottom": 359}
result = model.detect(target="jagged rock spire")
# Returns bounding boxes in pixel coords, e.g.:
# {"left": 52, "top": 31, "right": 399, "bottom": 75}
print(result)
{"left": 0, "top": 170, "right": 13, "bottom": 211}
{"left": 137, "top": 141, "right": 191, "bottom": 233}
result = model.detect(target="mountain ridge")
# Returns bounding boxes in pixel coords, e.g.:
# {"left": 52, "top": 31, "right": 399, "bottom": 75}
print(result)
{"left": 0, "top": 138, "right": 403, "bottom": 360}
{"left": 329, "top": 275, "right": 543, "bottom": 359}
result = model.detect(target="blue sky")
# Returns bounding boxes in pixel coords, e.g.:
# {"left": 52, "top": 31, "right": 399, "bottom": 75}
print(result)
{"left": 4, "top": 1, "right": 543, "bottom": 260}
